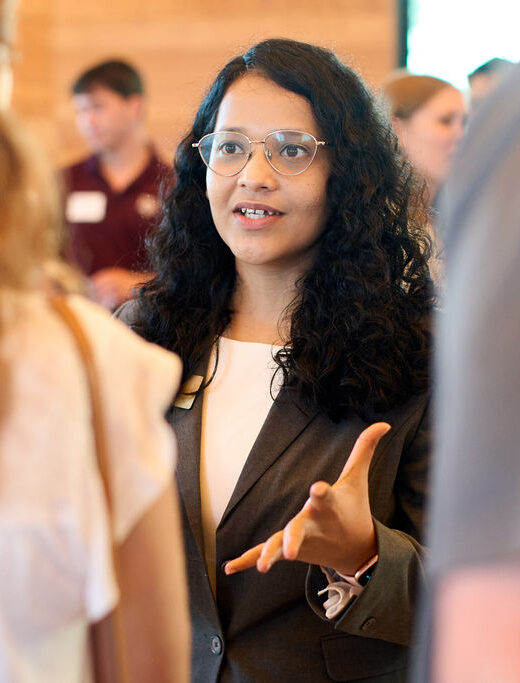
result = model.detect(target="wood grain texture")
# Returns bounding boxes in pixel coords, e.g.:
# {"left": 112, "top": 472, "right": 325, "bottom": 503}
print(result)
{"left": 11, "top": 0, "right": 397, "bottom": 167}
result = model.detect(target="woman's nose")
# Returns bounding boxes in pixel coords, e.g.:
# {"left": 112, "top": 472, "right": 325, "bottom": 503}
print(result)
{"left": 237, "top": 144, "right": 278, "bottom": 191}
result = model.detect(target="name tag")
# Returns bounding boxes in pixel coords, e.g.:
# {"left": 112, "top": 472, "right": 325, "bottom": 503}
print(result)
{"left": 66, "top": 191, "right": 107, "bottom": 223}
{"left": 174, "top": 375, "right": 204, "bottom": 410}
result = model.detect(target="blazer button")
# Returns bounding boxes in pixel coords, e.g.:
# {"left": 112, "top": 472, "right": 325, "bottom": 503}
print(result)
{"left": 210, "top": 635, "right": 223, "bottom": 655}
{"left": 361, "top": 617, "right": 376, "bottom": 633}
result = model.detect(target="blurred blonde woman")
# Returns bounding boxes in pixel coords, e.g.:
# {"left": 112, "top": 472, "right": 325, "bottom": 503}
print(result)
{"left": 382, "top": 72, "right": 465, "bottom": 205}
{"left": 0, "top": 112, "right": 189, "bottom": 682}
{"left": 382, "top": 73, "right": 465, "bottom": 288}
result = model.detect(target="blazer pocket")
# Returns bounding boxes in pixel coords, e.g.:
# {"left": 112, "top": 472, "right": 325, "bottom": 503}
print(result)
{"left": 321, "top": 633, "right": 409, "bottom": 682}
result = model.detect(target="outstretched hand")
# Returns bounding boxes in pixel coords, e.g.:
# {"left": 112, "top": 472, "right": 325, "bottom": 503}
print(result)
{"left": 225, "top": 422, "right": 391, "bottom": 577}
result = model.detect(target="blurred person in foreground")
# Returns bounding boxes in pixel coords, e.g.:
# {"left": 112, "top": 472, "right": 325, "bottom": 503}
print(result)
{"left": 0, "top": 111, "right": 189, "bottom": 683}
{"left": 382, "top": 73, "right": 466, "bottom": 287}
{"left": 468, "top": 57, "right": 515, "bottom": 111}
{"left": 63, "top": 59, "right": 170, "bottom": 310}
{"left": 413, "top": 63, "right": 520, "bottom": 682}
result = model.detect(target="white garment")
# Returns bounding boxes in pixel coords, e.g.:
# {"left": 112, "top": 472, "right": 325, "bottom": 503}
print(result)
{"left": 200, "top": 337, "right": 282, "bottom": 589}
{"left": 0, "top": 291, "right": 181, "bottom": 683}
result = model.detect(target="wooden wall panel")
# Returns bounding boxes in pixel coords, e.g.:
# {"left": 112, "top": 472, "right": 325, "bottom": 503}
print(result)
{"left": 11, "top": 0, "right": 397, "bottom": 167}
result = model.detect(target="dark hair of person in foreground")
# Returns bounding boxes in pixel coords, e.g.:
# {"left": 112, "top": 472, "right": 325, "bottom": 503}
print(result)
{"left": 134, "top": 38, "right": 434, "bottom": 422}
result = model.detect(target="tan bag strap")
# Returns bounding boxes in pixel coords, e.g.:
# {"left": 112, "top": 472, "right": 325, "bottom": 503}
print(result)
{"left": 48, "top": 295, "right": 130, "bottom": 683}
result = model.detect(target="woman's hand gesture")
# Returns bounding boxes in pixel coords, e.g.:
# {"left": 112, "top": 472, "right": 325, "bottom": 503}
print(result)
{"left": 225, "top": 422, "right": 391, "bottom": 577}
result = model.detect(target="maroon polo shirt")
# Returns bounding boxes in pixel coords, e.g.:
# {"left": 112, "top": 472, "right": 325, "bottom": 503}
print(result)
{"left": 62, "top": 152, "right": 171, "bottom": 275}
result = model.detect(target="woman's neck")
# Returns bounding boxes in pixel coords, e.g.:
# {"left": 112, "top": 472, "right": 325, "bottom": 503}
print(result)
{"left": 225, "top": 261, "right": 304, "bottom": 344}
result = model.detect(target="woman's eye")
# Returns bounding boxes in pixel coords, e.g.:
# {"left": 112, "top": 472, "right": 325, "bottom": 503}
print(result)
{"left": 438, "top": 114, "right": 457, "bottom": 127}
{"left": 218, "top": 142, "right": 244, "bottom": 155}
{"left": 279, "top": 144, "right": 308, "bottom": 158}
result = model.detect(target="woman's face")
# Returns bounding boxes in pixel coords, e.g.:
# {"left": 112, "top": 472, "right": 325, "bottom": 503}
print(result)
{"left": 393, "top": 86, "right": 466, "bottom": 193}
{"left": 205, "top": 73, "right": 330, "bottom": 274}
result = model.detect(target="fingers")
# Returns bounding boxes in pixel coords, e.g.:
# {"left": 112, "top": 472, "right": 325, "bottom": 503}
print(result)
{"left": 337, "top": 422, "right": 391, "bottom": 485}
{"left": 225, "top": 531, "right": 285, "bottom": 575}
{"left": 224, "top": 542, "right": 265, "bottom": 575}
{"left": 257, "top": 530, "right": 284, "bottom": 572}
{"left": 282, "top": 516, "right": 306, "bottom": 560}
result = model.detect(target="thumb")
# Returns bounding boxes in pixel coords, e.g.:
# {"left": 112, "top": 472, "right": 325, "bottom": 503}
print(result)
{"left": 337, "top": 422, "right": 391, "bottom": 485}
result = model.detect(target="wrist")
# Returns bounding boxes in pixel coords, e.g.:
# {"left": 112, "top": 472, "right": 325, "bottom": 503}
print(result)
{"left": 336, "top": 554, "right": 379, "bottom": 586}
{"left": 335, "top": 525, "right": 377, "bottom": 576}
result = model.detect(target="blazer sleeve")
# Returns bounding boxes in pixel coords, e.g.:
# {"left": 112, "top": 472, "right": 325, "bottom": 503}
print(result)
{"left": 113, "top": 298, "right": 140, "bottom": 328}
{"left": 305, "top": 398, "right": 430, "bottom": 647}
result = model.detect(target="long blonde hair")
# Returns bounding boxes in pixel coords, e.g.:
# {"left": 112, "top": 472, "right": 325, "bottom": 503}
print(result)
{"left": 0, "top": 112, "right": 80, "bottom": 290}
{"left": 0, "top": 113, "right": 84, "bottom": 424}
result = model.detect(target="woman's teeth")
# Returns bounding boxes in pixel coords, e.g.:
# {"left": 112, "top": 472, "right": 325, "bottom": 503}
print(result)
{"left": 239, "top": 208, "right": 280, "bottom": 218}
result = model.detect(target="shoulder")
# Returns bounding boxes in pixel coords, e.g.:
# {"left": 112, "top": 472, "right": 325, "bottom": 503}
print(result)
{"left": 362, "top": 391, "right": 430, "bottom": 476}
{"left": 361, "top": 391, "right": 430, "bottom": 441}
{"left": 68, "top": 294, "right": 182, "bottom": 391}
{"left": 62, "top": 155, "right": 95, "bottom": 175}
{"left": 384, "top": 391, "right": 430, "bottom": 450}
{"left": 61, "top": 156, "right": 98, "bottom": 188}
{"left": 392, "top": 391, "right": 430, "bottom": 428}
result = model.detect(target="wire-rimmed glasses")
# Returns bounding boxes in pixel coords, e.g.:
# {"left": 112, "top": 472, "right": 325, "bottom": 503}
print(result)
{"left": 192, "top": 130, "right": 328, "bottom": 176}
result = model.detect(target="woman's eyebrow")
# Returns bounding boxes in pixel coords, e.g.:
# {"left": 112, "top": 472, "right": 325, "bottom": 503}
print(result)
{"left": 214, "top": 126, "right": 248, "bottom": 134}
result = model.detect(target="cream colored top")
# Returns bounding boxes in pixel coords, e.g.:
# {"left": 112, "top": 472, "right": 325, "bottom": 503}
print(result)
{"left": 0, "top": 291, "right": 181, "bottom": 683}
{"left": 200, "top": 337, "right": 282, "bottom": 591}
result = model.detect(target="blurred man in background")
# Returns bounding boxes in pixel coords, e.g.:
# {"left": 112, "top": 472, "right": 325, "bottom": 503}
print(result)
{"left": 63, "top": 59, "right": 170, "bottom": 309}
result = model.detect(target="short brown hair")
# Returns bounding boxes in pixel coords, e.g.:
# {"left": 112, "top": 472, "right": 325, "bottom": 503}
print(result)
{"left": 71, "top": 59, "right": 144, "bottom": 97}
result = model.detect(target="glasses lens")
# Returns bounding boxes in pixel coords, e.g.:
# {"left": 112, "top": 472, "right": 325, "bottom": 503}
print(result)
{"left": 265, "top": 131, "right": 318, "bottom": 175}
{"left": 198, "top": 132, "right": 250, "bottom": 176}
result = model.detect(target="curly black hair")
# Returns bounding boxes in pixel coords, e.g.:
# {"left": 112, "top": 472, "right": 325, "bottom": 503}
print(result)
{"left": 134, "top": 38, "right": 434, "bottom": 422}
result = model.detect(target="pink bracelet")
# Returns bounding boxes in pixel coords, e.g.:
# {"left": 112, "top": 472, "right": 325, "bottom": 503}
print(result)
{"left": 336, "top": 554, "right": 379, "bottom": 587}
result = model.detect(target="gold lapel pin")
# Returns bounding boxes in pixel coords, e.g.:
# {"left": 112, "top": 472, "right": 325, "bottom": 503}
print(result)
{"left": 174, "top": 374, "right": 204, "bottom": 410}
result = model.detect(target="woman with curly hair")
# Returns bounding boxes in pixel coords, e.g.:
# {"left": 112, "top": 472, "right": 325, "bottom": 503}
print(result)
{"left": 120, "top": 38, "right": 434, "bottom": 683}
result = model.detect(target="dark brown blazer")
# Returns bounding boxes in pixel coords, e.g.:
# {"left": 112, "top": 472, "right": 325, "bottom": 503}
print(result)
{"left": 116, "top": 302, "right": 429, "bottom": 683}
{"left": 176, "top": 384, "right": 428, "bottom": 683}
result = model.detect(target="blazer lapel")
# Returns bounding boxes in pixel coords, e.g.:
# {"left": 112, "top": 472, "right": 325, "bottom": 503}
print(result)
{"left": 219, "top": 387, "right": 319, "bottom": 527}
{"left": 173, "top": 393, "right": 205, "bottom": 554}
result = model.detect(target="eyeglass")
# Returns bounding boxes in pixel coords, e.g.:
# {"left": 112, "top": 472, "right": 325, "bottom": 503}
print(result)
{"left": 192, "top": 130, "right": 328, "bottom": 176}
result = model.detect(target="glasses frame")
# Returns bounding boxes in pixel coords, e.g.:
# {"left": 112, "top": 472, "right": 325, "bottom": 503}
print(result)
{"left": 192, "top": 129, "right": 329, "bottom": 177}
